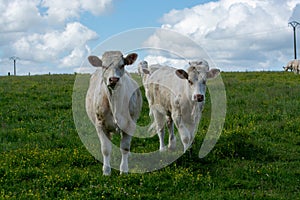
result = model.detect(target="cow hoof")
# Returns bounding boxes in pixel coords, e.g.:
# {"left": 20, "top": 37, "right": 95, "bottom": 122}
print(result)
{"left": 168, "top": 140, "right": 176, "bottom": 151}
{"left": 168, "top": 145, "right": 176, "bottom": 152}
{"left": 120, "top": 171, "right": 128, "bottom": 175}
{"left": 159, "top": 146, "right": 167, "bottom": 152}
{"left": 103, "top": 166, "right": 111, "bottom": 176}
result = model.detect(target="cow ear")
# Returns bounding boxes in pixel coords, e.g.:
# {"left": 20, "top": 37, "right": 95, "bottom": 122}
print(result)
{"left": 88, "top": 56, "right": 102, "bottom": 67}
{"left": 124, "top": 53, "right": 138, "bottom": 65}
{"left": 207, "top": 68, "right": 220, "bottom": 79}
{"left": 176, "top": 69, "right": 189, "bottom": 80}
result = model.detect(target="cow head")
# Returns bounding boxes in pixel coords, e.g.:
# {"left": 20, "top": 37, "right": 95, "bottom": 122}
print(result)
{"left": 283, "top": 65, "right": 292, "bottom": 71}
{"left": 88, "top": 51, "right": 138, "bottom": 89}
{"left": 175, "top": 61, "right": 220, "bottom": 102}
{"left": 138, "top": 61, "right": 148, "bottom": 75}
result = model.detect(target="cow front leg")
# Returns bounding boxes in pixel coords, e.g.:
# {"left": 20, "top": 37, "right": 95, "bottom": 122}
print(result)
{"left": 97, "top": 127, "right": 112, "bottom": 176}
{"left": 120, "top": 132, "right": 132, "bottom": 174}
{"left": 172, "top": 113, "right": 191, "bottom": 153}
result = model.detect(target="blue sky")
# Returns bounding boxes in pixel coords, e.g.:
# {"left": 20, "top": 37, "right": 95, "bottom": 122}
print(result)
{"left": 91, "top": 1, "right": 207, "bottom": 29}
{"left": 80, "top": 0, "right": 214, "bottom": 45}
{"left": 0, "top": 0, "right": 300, "bottom": 75}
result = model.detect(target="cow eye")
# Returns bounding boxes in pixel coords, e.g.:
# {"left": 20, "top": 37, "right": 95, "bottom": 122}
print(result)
{"left": 188, "top": 80, "right": 193, "bottom": 85}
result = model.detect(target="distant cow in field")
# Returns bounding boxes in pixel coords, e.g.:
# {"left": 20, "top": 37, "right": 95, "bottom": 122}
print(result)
{"left": 138, "top": 61, "right": 149, "bottom": 78}
{"left": 86, "top": 51, "right": 142, "bottom": 175}
{"left": 138, "top": 61, "right": 160, "bottom": 82}
{"left": 283, "top": 60, "right": 300, "bottom": 74}
{"left": 138, "top": 61, "right": 161, "bottom": 119}
{"left": 143, "top": 61, "right": 220, "bottom": 152}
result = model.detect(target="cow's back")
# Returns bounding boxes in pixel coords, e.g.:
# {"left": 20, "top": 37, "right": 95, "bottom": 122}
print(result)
{"left": 145, "top": 67, "right": 185, "bottom": 113}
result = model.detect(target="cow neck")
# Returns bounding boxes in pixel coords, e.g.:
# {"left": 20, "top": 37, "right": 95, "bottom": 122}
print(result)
{"left": 102, "top": 79, "right": 119, "bottom": 117}
{"left": 191, "top": 102, "right": 201, "bottom": 122}
{"left": 184, "top": 84, "right": 202, "bottom": 123}
{"left": 103, "top": 77, "right": 134, "bottom": 133}
{"left": 99, "top": 65, "right": 111, "bottom": 94}
{"left": 102, "top": 83, "right": 119, "bottom": 129}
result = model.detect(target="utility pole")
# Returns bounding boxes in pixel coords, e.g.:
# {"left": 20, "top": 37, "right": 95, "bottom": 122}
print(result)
{"left": 288, "top": 21, "right": 300, "bottom": 60}
{"left": 9, "top": 56, "right": 20, "bottom": 76}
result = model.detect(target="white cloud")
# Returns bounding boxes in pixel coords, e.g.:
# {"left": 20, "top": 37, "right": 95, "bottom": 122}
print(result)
{"left": 144, "top": 55, "right": 189, "bottom": 69}
{"left": 12, "top": 22, "right": 98, "bottom": 65}
{"left": 41, "top": 0, "right": 113, "bottom": 24}
{"left": 80, "top": 0, "right": 113, "bottom": 15}
{"left": 41, "top": 0, "right": 81, "bottom": 24}
{"left": 143, "top": 29, "right": 210, "bottom": 61}
{"left": 0, "top": 0, "right": 113, "bottom": 75}
{"left": 0, "top": 0, "right": 41, "bottom": 33}
{"left": 290, "top": 3, "right": 300, "bottom": 20}
{"left": 0, "top": 0, "right": 114, "bottom": 31}
{"left": 149, "top": 0, "right": 300, "bottom": 71}
{"left": 60, "top": 45, "right": 91, "bottom": 68}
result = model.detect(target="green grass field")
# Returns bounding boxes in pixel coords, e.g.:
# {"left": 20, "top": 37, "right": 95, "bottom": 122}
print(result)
{"left": 0, "top": 72, "right": 300, "bottom": 199}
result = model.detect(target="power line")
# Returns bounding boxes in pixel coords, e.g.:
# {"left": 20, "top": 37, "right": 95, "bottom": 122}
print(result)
{"left": 288, "top": 21, "right": 300, "bottom": 59}
{"left": 9, "top": 56, "right": 20, "bottom": 76}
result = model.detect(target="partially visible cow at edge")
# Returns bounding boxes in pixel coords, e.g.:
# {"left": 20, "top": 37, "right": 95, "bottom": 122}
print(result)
{"left": 86, "top": 51, "right": 142, "bottom": 175}
{"left": 283, "top": 59, "right": 300, "bottom": 74}
{"left": 138, "top": 61, "right": 161, "bottom": 113}
{"left": 143, "top": 61, "right": 220, "bottom": 152}
{"left": 138, "top": 61, "right": 160, "bottom": 82}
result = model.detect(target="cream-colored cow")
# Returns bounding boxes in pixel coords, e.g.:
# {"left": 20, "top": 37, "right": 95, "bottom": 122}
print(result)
{"left": 143, "top": 61, "right": 220, "bottom": 152}
{"left": 86, "top": 51, "right": 142, "bottom": 175}
{"left": 283, "top": 60, "right": 300, "bottom": 74}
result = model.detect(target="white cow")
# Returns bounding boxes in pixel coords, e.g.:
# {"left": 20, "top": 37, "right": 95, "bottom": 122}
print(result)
{"left": 283, "top": 59, "right": 300, "bottom": 74}
{"left": 86, "top": 51, "right": 142, "bottom": 175}
{"left": 138, "top": 61, "right": 162, "bottom": 122}
{"left": 138, "top": 61, "right": 149, "bottom": 77}
{"left": 138, "top": 61, "right": 160, "bottom": 108}
{"left": 143, "top": 61, "right": 220, "bottom": 152}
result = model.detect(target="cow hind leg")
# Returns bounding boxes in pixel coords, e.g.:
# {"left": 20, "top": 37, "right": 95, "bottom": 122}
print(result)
{"left": 166, "top": 115, "right": 176, "bottom": 151}
{"left": 152, "top": 109, "right": 167, "bottom": 151}
{"left": 120, "top": 132, "right": 132, "bottom": 174}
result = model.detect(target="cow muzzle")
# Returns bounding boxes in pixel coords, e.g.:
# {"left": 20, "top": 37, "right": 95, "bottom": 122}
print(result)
{"left": 193, "top": 94, "right": 204, "bottom": 102}
{"left": 108, "top": 77, "right": 120, "bottom": 89}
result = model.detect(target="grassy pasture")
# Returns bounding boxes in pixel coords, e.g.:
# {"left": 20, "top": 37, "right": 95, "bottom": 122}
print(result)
{"left": 0, "top": 72, "right": 300, "bottom": 199}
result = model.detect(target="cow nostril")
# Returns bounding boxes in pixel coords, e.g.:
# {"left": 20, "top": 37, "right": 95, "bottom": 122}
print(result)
{"left": 109, "top": 77, "right": 120, "bottom": 84}
{"left": 194, "top": 94, "right": 204, "bottom": 102}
